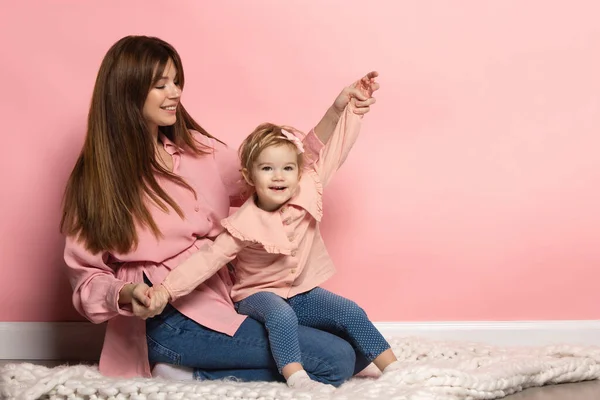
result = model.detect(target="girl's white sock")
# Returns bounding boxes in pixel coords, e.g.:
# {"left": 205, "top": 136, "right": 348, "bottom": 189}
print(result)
{"left": 286, "top": 369, "right": 311, "bottom": 388}
{"left": 286, "top": 370, "right": 335, "bottom": 391}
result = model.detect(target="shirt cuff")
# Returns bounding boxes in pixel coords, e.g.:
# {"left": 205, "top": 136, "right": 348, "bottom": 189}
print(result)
{"left": 109, "top": 280, "right": 135, "bottom": 317}
{"left": 161, "top": 282, "right": 177, "bottom": 303}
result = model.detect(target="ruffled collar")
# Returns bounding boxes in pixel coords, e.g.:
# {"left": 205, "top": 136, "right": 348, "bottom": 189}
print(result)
{"left": 221, "top": 170, "right": 323, "bottom": 254}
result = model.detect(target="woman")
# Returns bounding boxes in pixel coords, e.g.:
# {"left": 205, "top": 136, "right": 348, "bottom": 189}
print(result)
{"left": 61, "top": 35, "right": 379, "bottom": 386}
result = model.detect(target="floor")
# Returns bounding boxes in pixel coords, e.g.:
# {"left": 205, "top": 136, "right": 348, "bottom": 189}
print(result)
{"left": 503, "top": 380, "right": 600, "bottom": 399}
{"left": 1, "top": 360, "right": 599, "bottom": 399}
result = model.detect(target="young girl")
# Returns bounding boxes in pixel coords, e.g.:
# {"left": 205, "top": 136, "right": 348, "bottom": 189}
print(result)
{"left": 149, "top": 92, "right": 400, "bottom": 389}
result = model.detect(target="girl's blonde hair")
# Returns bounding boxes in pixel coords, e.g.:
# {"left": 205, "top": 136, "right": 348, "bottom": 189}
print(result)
{"left": 239, "top": 123, "right": 305, "bottom": 188}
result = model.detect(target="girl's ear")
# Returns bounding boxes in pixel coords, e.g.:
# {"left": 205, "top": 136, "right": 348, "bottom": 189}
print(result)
{"left": 241, "top": 168, "right": 254, "bottom": 186}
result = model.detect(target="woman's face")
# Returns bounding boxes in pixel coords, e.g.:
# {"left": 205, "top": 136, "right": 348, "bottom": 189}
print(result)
{"left": 142, "top": 58, "right": 182, "bottom": 134}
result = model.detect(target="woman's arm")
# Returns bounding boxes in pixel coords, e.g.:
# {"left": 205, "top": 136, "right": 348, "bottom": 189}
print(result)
{"left": 64, "top": 236, "right": 153, "bottom": 323}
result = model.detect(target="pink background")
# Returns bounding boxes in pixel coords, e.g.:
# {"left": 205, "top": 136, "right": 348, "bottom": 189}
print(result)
{"left": 1, "top": 1, "right": 599, "bottom": 322}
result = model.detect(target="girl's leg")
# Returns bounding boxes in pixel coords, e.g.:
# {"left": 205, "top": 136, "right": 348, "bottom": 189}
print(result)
{"left": 235, "top": 292, "right": 335, "bottom": 389}
{"left": 235, "top": 292, "right": 302, "bottom": 377}
{"left": 288, "top": 287, "right": 398, "bottom": 371}
{"left": 145, "top": 303, "right": 357, "bottom": 387}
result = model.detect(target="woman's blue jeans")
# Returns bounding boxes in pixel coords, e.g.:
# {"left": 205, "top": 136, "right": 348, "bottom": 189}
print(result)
{"left": 146, "top": 304, "right": 370, "bottom": 386}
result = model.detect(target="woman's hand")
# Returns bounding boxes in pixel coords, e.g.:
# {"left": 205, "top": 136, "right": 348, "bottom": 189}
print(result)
{"left": 118, "top": 282, "right": 165, "bottom": 320}
{"left": 146, "top": 285, "right": 171, "bottom": 317}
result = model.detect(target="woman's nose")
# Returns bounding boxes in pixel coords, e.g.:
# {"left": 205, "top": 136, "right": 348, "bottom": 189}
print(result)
{"left": 168, "top": 84, "right": 181, "bottom": 98}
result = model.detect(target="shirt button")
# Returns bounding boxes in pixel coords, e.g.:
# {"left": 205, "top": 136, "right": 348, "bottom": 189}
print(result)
{"left": 284, "top": 218, "right": 292, "bottom": 225}
{"left": 280, "top": 206, "right": 286, "bottom": 213}
{"left": 291, "top": 250, "right": 297, "bottom": 257}
{"left": 288, "top": 235, "right": 295, "bottom": 242}
{"left": 194, "top": 206, "right": 200, "bottom": 212}
{"left": 290, "top": 269, "right": 296, "bottom": 274}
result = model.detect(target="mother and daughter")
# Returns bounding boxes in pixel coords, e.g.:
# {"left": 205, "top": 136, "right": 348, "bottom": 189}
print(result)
{"left": 61, "top": 35, "right": 399, "bottom": 390}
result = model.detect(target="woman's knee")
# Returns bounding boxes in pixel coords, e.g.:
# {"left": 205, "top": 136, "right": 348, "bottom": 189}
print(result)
{"left": 331, "top": 337, "right": 357, "bottom": 378}
{"left": 316, "top": 337, "right": 356, "bottom": 386}
{"left": 298, "top": 327, "right": 356, "bottom": 386}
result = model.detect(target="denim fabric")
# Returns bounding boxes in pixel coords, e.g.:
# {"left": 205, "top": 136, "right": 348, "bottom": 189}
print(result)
{"left": 145, "top": 303, "right": 370, "bottom": 386}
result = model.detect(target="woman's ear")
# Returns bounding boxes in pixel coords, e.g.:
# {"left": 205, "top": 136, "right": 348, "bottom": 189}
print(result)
{"left": 241, "top": 168, "right": 254, "bottom": 186}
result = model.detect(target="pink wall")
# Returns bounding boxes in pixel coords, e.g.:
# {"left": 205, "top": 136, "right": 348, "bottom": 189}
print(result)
{"left": 1, "top": 1, "right": 599, "bottom": 322}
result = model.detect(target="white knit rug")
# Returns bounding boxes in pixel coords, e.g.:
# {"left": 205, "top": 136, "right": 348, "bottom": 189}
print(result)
{"left": 2, "top": 336, "right": 600, "bottom": 400}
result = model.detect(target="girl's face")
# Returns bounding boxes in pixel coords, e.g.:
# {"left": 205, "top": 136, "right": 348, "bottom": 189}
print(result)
{"left": 142, "top": 59, "right": 181, "bottom": 135}
{"left": 246, "top": 144, "right": 301, "bottom": 212}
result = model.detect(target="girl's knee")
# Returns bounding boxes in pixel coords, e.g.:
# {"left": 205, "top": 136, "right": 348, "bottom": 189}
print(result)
{"left": 264, "top": 305, "right": 298, "bottom": 329}
{"left": 342, "top": 300, "right": 368, "bottom": 321}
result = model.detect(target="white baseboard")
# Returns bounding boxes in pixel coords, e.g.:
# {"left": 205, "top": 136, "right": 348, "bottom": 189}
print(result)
{"left": 374, "top": 320, "right": 600, "bottom": 348}
{"left": 1, "top": 320, "right": 599, "bottom": 360}
{"left": 0, "top": 322, "right": 106, "bottom": 361}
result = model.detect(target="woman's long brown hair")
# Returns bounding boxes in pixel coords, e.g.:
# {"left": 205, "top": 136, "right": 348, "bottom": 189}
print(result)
{"left": 60, "top": 36, "right": 223, "bottom": 254}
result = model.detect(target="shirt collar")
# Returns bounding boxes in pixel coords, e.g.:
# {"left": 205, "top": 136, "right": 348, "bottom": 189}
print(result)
{"left": 158, "top": 133, "right": 185, "bottom": 155}
{"left": 286, "top": 170, "right": 323, "bottom": 222}
{"left": 221, "top": 170, "right": 323, "bottom": 254}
